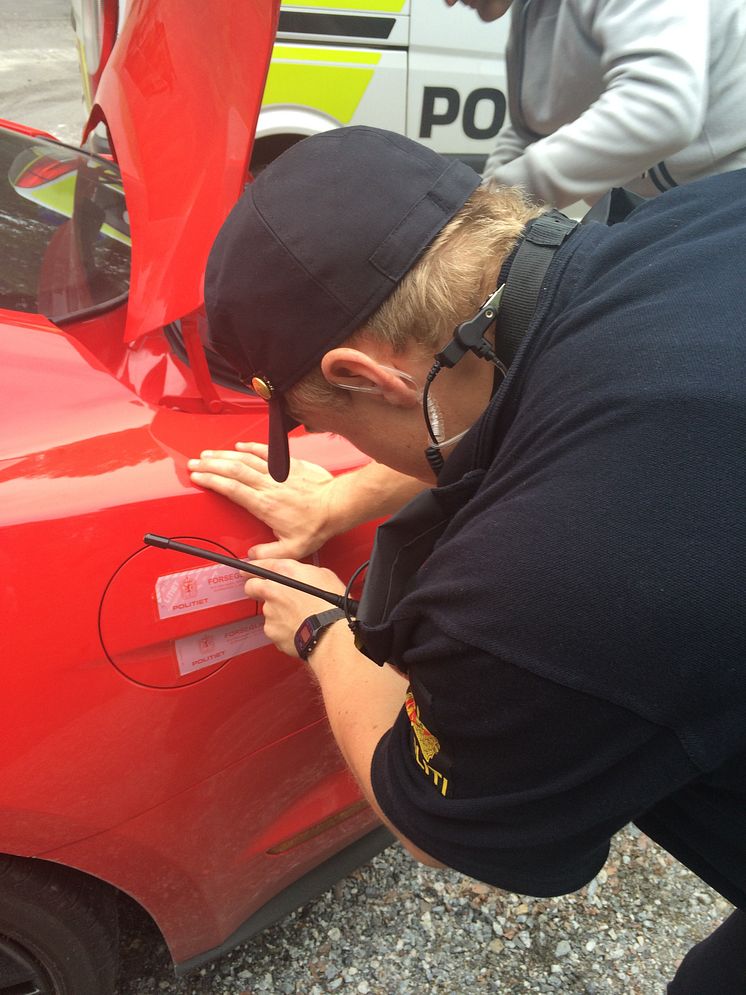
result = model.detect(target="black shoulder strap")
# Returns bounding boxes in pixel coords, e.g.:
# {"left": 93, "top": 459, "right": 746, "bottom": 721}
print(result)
{"left": 494, "top": 209, "right": 578, "bottom": 367}
{"left": 581, "top": 187, "right": 645, "bottom": 227}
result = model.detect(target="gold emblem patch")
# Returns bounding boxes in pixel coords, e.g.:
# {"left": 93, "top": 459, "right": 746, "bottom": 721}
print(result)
{"left": 405, "top": 690, "right": 449, "bottom": 797}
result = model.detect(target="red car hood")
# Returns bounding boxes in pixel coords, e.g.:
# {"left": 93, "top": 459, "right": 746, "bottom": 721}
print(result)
{"left": 86, "top": 0, "right": 279, "bottom": 342}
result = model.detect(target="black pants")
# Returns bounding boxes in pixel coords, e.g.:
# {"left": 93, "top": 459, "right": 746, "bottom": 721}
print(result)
{"left": 667, "top": 909, "right": 746, "bottom": 994}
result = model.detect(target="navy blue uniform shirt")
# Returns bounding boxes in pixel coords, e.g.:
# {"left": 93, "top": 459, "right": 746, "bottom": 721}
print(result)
{"left": 369, "top": 170, "right": 746, "bottom": 906}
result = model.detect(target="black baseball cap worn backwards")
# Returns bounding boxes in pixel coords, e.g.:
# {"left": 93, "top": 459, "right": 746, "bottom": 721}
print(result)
{"left": 204, "top": 126, "right": 480, "bottom": 481}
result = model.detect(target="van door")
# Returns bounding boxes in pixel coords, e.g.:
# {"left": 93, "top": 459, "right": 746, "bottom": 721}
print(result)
{"left": 254, "top": 0, "right": 410, "bottom": 169}
{"left": 408, "top": 0, "right": 509, "bottom": 170}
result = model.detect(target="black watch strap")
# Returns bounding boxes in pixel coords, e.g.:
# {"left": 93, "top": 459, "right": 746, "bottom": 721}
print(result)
{"left": 294, "top": 607, "right": 346, "bottom": 660}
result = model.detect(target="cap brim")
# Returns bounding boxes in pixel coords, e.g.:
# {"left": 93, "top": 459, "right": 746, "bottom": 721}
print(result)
{"left": 267, "top": 394, "right": 299, "bottom": 482}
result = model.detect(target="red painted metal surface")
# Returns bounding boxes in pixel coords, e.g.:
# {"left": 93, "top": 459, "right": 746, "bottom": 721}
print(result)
{"left": 87, "top": 0, "right": 279, "bottom": 342}
{"left": 0, "top": 0, "right": 384, "bottom": 971}
{"left": 0, "top": 303, "right": 379, "bottom": 961}
{"left": 0, "top": 117, "right": 58, "bottom": 142}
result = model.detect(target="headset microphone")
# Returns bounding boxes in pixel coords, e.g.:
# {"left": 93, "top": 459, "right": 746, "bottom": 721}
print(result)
{"left": 422, "top": 209, "right": 579, "bottom": 474}
{"left": 423, "top": 284, "right": 508, "bottom": 473}
{"left": 434, "top": 284, "right": 507, "bottom": 371}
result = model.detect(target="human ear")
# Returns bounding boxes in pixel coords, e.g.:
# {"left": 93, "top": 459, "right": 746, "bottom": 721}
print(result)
{"left": 321, "top": 348, "right": 420, "bottom": 408}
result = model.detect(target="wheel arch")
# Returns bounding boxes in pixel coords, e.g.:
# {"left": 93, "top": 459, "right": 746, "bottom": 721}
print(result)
{"left": 0, "top": 849, "right": 167, "bottom": 956}
{"left": 251, "top": 104, "right": 342, "bottom": 171}
{"left": 0, "top": 851, "right": 126, "bottom": 995}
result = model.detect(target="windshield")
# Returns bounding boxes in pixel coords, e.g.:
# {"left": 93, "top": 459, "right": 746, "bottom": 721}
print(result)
{"left": 0, "top": 127, "right": 130, "bottom": 322}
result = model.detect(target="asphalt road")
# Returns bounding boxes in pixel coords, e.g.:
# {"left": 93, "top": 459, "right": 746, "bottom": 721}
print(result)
{"left": 0, "top": 0, "right": 86, "bottom": 143}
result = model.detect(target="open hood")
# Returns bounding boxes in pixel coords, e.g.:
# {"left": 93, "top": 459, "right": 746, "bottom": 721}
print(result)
{"left": 86, "top": 0, "right": 279, "bottom": 342}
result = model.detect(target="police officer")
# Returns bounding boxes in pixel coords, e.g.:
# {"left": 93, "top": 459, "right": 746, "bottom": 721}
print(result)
{"left": 447, "top": 0, "right": 746, "bottom": 209}
{"left": 192, "top": 127, "right": 746, "bottom": 992}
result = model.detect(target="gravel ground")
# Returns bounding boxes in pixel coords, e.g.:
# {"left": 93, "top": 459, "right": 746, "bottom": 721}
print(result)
{"left": 116, "top": 825, "right": 732, "bottom": 994}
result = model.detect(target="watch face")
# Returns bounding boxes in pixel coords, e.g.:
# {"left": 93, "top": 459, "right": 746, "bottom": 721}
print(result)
{"left": 295, "top": 617, "right": 319, "bottom": 659}
{"left": 295, "top": 609, "right": 343, "bottom": 660}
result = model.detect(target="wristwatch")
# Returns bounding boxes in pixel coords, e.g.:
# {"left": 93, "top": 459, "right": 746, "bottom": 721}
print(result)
{"left": 294, "top": 608, "right": 346, "bottom": 660}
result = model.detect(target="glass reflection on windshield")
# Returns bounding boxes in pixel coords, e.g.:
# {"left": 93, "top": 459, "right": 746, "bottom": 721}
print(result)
{"left": 0, "top": 127, "right": 130, "bottom": 322}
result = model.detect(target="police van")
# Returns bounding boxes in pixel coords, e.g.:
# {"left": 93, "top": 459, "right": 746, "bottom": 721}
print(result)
{"left": 255, "top": 0, "right": 509, "bottom": 171}
{"left": 72, "top": 0, "right": 509, "bottom": 172}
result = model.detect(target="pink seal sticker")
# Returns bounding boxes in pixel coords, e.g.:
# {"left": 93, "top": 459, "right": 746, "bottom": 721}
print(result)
{"left": 174, "top": 616, "right": 271, "bottom": 675}
{"left": 155, "top": 560, "right": 251, "bottom": 619}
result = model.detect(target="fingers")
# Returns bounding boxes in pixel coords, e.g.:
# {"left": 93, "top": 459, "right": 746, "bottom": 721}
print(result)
{"left": 244, "top": 560, "right": 339, "bottom": 613}
{"left": 235, "top": 441, "right": 270, "bottom": 463}
{"left": 187, "top": 470, "right": 252, "bottom": 507}
{"left": 187, "top": 467, "right": 258, "bottom": 505}
{"left": 188, "top": 446, "right": 335, "bottom": 560}
{"left": 187, "top": 451, "right": 271, "bottom": 508}
{"left": 244, "top": 558, "right": 346, "bottom": 657}
{"left": 192, "top": 448, "right": 269, "bottom": 475}
{"left": 247, "top": 539, "right": 297, "bottom": 560}
{"left": 247, "top": 558, "right": 345, "bottom": 593}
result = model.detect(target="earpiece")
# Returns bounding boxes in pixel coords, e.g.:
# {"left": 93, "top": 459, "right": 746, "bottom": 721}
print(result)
{"left": 335, "top": 364, "right": 418, "bottom": 396}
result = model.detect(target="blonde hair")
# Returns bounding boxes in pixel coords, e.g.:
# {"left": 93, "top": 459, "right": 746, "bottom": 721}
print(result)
{"left": 287, "top": 184, "right": 544, "bottom": 415}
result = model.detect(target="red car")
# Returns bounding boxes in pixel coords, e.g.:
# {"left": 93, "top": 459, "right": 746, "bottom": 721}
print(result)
{"left": 0, "top": 3, "right": 388, "bottom": 993}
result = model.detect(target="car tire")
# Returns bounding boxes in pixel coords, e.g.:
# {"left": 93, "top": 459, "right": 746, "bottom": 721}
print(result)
{"left": 0, "top": 855, "right": 119, "bottom": 995}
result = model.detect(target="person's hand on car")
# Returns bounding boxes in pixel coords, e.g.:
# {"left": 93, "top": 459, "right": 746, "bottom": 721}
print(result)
{"left": 243, "top": 558, "right": 347, "bottom": 658}
{"left": 188, "top": 442, "right": 336, "bottom": 559}
{"left": 190, "top": 444, "right": 428, "bottom": 559}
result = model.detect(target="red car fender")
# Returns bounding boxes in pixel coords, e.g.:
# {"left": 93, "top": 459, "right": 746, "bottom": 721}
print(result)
{"left": 85, "top": 0, "right": 280, "bottom": 343}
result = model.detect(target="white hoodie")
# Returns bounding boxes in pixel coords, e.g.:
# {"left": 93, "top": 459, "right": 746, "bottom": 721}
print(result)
{"left": 484, "top": 0, "right": 746, "bottom": 207}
